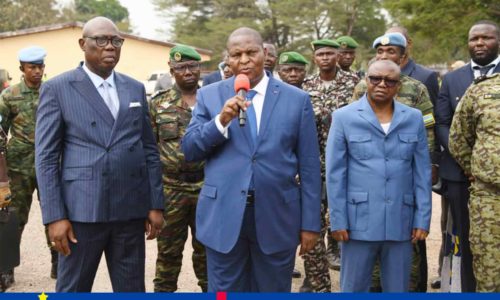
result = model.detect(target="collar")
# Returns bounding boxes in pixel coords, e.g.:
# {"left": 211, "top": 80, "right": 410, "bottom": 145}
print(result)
{"left": 401, "top": 59, "right": 415, "bottom": 76}
{"left": 471, "top": 55, "right": 500, "bottom": 70}
{"left": 82, "top": 62, "right": 115, "bottom": 89}
{"left": 251, "top": 72, "right": 269, "bottom": 96}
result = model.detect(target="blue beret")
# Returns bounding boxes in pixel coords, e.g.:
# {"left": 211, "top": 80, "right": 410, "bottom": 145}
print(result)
{"left": 372, "top": 33, "right": 407, "bottom": 49}
{"left": 18, "top": 46, "right": 46, "bottom": 64}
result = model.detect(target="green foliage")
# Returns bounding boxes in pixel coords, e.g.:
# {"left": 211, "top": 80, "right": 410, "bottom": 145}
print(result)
{"left": 154, "top": 0, "right": 387, "bottom": 69}
{"left": 0, "top": 0, "right": 131, "bottom": 33}
{"left": 0, "top": 0, "right": 59, "bottom": 32}
{"left": 383, "top": 0, "right": 500, "bottom": 64}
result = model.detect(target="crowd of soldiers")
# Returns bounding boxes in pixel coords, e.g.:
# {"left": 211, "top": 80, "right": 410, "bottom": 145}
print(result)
{"left": 0, "top": 17, "right": 499, "bottom": 293}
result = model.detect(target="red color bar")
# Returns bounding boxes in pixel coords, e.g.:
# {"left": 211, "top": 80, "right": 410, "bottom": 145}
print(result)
{"left": 216, "top": 291, "right": 227, "bottom": 300}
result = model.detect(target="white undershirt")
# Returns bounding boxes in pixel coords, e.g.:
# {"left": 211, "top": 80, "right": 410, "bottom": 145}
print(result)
{"left": 381, "top": 122, "right": 391, "bottom": 134}
{"left": 470, "top": 55, "right": 500, "bottom": 78}
{"left": 215, "top": 72, "right": 269, "bottom": 138}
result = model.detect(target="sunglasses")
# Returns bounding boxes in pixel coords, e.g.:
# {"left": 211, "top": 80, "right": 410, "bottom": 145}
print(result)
{"left": 84, "top": 36, "right": 124, "bottom": 48}
{"left": 367, "top": 76, "right": 399, "bottom": 88}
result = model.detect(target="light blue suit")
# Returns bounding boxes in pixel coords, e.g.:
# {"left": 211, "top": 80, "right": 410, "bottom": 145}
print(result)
{"left": 35, "top": 66, "right": 164, "bottom": 291}
{"left": 326, "top": 96, "right": 431, "bottom": 292}
{"left": 181, "top": 75, "right": 321, "bottom": 291}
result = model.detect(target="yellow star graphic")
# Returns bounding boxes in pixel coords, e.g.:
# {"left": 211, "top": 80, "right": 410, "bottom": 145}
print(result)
{"left": 38, "top": 292, "right": 48, "bottom": 300}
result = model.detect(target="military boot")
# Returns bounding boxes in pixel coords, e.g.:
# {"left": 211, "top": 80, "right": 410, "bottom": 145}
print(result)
{"left": 299, "top": 277, "right": 313, "bottom": 292}
{"left": 0, "top": 269, "right": 15, "bottom": 291}
{"left": 50, "top": 249, "right": 58, "bottom": 279}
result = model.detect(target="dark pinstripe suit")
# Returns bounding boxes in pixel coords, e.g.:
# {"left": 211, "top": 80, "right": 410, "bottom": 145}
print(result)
{"left": 35, "top": 65, "right": 164, "bottom": 291}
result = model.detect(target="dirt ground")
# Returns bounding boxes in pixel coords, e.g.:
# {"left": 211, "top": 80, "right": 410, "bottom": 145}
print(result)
{"left": 7, "top": 193, "right": 442, "bottom": 292}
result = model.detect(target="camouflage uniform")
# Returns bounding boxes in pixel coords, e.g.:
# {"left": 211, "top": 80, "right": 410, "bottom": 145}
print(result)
{"left": 301, "top": 69, "right": 359, "bottom": 292}
{"left": 352, "top": 74, "right": 434, "bottom": 292}
{"left": 150, "top": 85, "right": 207, "bottom": 292}
{"left": 449, "top": 73, "right": 500, "bottom": 292}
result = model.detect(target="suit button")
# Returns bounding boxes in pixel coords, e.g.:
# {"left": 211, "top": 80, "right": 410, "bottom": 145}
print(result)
{"left": 91, "top": 121, "right": 97, "bottom": 127}
{"left": 385, "top": 157, "right": 389, "bottom": 161}
{"left": 133, "top": 120, "right": 139, "bottom": 126}
{"left": 241, "top": 191, "right": 246, "bottom": 195}
{"left": 129, "top": 146, "right": 134, "bottom": 152}
{"left": 105, "top": 147, "right": 110, "bottom": 152}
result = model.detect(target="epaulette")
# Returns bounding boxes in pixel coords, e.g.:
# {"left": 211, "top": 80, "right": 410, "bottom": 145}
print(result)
{"left": 151, "top": 89, "right": 168, "bottom": 100}
{"left": 474, "top": 73, "right": 499, "bottom": 84}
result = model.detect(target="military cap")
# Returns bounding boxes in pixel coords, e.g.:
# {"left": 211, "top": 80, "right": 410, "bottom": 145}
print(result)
{"left": 336, "top": 36, "right": 359, "bottom": 49}
{"left": 18, "top": 46, "right": 46, "bottom": 64}
{"left": 311, "top": 39, "right": 340, "bottom": 51}
{"left": 169, "top": 44, "right": 201, "bottom": 62}
{"left": 278, "top": 51, "right": 308, "bottom": 65}
{"left": 372, "top": 32, "right": 407, "bottom": 49}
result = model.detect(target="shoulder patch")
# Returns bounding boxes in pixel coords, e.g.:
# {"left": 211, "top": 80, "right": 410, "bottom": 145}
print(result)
{"left": 423, "top": 113, "right": 435, "bottom": 128}
{"left": 151, "top": 89, "right": 168, "bottom": 100}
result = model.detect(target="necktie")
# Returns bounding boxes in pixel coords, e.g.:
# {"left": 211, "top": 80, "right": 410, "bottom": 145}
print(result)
{"left": 101, "top": 82, "right": 118, "bottom": 119}
{"left": 245, "top": 90, "right": 258, "bottom": 144}
{"left": 474, "top": 64, "right": 495, "bottom": 76}
{"left": 246, "top": 89, "right": 258, "bottom": 192}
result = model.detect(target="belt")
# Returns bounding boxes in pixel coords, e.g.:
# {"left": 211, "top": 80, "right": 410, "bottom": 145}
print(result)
{"left": 246, "top": 190, "right": 255, "bottom": 206}
{"left": 166, "top": 172, "right": 204, "bottom": 183}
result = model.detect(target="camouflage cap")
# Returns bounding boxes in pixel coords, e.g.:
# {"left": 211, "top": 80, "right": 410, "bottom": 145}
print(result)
{"left": 278, "top": 51, "right": 308, "bottom": 65}
{"left": 372, "top": 32, "right": 407, "bottom": 49}
{"left": 169, "top": 44, "right": 201, "bottom": 62}
{"left": 336, "top": 36, "right": 359, "bottom": 49}
{"left": 311, "top": 39, "right": 340, "bottom": 51}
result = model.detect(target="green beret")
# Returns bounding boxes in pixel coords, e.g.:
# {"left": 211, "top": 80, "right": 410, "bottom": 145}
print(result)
{"left": 278, "top": 51, "right": 308, "bottom": 65}
{"left": 169, "top": 44, "right": 201, "bottom": 62}
{"left": 311, "top": 39, "right": 340, "bottom": 51}
{"left": 336, "top": 36, "right": 359, "bottom": 49}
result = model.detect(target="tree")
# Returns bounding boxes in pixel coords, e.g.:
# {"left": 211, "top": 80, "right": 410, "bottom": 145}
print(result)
{"left": 154, "top": 0, "right": 387, "bottom": 69}
{"left": 62, "top": 0, "right": 131, "bottom": 32}
{"left": 0, "top": 0, "right": 59, "bottom": 32}
{"left": 383, "top": 0, "right": 500, "bottom": 64}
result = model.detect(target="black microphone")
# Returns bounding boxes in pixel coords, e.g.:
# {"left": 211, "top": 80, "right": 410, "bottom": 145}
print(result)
{"left": 234, "top": 74, "right": 250, "bottom": 127}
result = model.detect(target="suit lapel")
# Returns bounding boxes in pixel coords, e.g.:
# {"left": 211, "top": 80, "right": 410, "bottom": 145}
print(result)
{"left": 70, "top": 67, "right": 114, "bottom": 127}
{"left": 255, "top": 78, "right": 280, "bottom": 148}
{"left": 357, "top": 96, "right": 385, "bottom": 135}
{"left": 107, "top": 72, "right": 130, "bottom": 146}
{"left": 387, "top": 101, "right": 407, "bottom": 135}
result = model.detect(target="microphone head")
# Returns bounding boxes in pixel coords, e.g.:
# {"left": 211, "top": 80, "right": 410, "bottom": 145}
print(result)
{"left": 234, "top": 74, "right": 250, "bottom": 93}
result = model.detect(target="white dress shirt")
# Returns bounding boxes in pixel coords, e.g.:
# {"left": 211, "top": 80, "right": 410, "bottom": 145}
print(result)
{"left": 82, "top": 63, "right": 120, "bottom": 119}
{"left": 470, "top": 55, "right": 500, "bottom": 78}
{"left": 215, "top": 72, "right": 270, "bottom": 137}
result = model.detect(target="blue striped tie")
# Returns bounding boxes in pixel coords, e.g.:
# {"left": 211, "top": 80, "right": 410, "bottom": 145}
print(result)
{"left": 246, "top": 90, "right": 258, "bottom": 145}
{"left": 246, "top": 90, "right": 258, "bottom": 191}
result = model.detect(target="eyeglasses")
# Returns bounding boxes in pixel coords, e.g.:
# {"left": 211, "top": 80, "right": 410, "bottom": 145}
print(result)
{"left": 367, "top": 76, "right": 399, "bottom": 88}
{"left": 84, "top": 36, "right": 124, "bottom": 48}
{"left": 171, "top": 63, "right": 201, "bottom": 73}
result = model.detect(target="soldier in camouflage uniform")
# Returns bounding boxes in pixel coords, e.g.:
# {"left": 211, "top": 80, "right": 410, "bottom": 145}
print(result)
{"left": 351, "top": 33, "right": 434, "bottom": 293}
{"left": 150, "top": 45, "right": 207, "bottom": 292}
{"left": 449, "top": 73, "right": 500, "bottom": 292}
{"left": 336, "top": 36, "right": 359, "bottom": 78}
{"left": 300, "top": 39, "right": 359, "bottom": 293}
{"left": 0, "top": 47, "right": 58, "bottom": 285}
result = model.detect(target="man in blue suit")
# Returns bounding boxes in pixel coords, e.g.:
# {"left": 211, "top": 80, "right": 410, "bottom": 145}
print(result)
{"left": 202, "top": 50, "right": 227, "bottom": 86}
{"left": 181, "top": 27, "right": 321, "bottom": 292}
{"left": 326, "top": 60, "right": 431, "bottom": 292}
{"left": 35, "top": 17, "right": 164, "bottom": 292}
{"left": 435, "top": 20, "right": 500, "bottom": 292}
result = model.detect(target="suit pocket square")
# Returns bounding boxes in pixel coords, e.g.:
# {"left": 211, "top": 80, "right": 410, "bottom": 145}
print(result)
{"left": 129, "top": 102, "right": 142, "bottom": 108}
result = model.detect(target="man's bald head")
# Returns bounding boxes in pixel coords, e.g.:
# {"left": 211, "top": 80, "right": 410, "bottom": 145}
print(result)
{"left": 227, "top": 27, "right": 263, "bottom": 49}
{"left": 82, "top": 16, "right": 119, "bottom": 37}
{"left": 367, "top": 59, "right": 401, "bottom": 77}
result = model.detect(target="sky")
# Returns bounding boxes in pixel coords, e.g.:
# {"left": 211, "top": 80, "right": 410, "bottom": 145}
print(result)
{"left": 118, "top": 0, "right": 171, "bottom": 41}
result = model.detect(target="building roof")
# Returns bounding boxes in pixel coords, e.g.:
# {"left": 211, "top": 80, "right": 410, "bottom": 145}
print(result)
{"left": 0, "top": 22, "right": 212, "bottom": 56}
